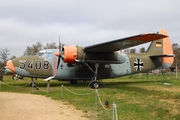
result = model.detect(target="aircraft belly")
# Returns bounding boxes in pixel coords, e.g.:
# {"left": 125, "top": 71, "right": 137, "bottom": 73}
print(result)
{"left": 74, "top": 54, "right": 131, "bottom": 79}
{"left": 56, "top": 63, "right": 75, "bottom": 79}
{"left": 110, "top": 54, "right": 132, "bottom": 77}
{"left": 161, "top": 63, "right": 172, "bottom": 69}
{"left": 15, "top": 67, "right": 31, "bottom": 76}
{"left": 74, "top": 63, "right": 112, "bottom": 79}
{"left": 59, "top": 68, "right": 75, "bottom": 79}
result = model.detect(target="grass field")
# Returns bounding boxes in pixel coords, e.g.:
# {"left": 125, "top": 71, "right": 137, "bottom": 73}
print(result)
{"left": 1, "top": 72, "right": 180, "bottom": 120}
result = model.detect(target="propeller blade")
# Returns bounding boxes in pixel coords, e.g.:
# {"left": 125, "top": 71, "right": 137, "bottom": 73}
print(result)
{"left": 57, "top": 36, "right": 61, "bottom": 69}
{"left": 57, "top": 56, "right": 61, "bottom": 69}
{"left": 59, "top": 36, "right": 61, "bottom": 51}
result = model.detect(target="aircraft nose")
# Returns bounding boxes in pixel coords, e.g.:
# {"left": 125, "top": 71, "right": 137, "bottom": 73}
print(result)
{"left": 6, "top": 60, "right": 16, "bottom": 73}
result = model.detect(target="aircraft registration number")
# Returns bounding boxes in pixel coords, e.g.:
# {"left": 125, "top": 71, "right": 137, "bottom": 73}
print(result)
{"left": 19, "top": 60, "right": 50, "bottom": 70}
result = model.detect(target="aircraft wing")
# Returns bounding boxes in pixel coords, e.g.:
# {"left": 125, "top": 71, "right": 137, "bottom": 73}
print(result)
{"left": 84, "top": 33, "right": 167, "bottom": 53}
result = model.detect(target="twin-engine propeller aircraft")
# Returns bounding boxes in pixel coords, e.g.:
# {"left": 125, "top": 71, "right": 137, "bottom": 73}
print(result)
{"left": 6, "top": 29, "right": 174, "bottom": 88}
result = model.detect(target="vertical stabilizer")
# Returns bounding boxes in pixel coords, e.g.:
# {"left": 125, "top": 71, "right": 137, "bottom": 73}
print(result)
{"left": 147, "top": 29, "right": 174, "bottom": 67}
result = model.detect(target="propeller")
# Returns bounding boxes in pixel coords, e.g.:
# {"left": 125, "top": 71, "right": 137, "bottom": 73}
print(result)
{"left": 45, "top": 36, "right": 63, "bottom": 81}
{"left": 56, "top": 36, "right": 66, "bottom": 69}
{"left": 57, "top": 36, "right": 62, "bottom": 69}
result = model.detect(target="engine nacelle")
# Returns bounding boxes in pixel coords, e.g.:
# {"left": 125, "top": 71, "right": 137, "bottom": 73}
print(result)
{"left": 62, "top": 45, "right": 125, "bottom": 64}
{"left": 63, "top": 45, "right": 78, "bottom": 63}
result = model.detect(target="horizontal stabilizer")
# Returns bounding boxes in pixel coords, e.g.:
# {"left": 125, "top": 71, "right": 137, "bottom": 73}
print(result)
{"left": 149, "top": 54, "right": 175, "bottom": 59}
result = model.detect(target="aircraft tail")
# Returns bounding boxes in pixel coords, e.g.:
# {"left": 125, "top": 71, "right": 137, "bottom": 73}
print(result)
{"left": 146, "top": 29, "right": 174, "bottom": 68}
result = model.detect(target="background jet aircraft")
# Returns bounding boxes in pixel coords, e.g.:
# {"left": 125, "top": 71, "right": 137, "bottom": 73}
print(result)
{"left": 6, "top": 29, "right": 174, "bottom": 88}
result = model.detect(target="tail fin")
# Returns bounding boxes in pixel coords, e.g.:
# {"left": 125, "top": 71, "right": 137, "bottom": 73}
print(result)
{"left": 146, "top": 29, "right": 174, "bottom": 67}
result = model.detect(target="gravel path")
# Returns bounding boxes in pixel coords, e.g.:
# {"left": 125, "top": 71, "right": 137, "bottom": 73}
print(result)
{"left": 0, "top": 92, "right": 90, "bottom": 120}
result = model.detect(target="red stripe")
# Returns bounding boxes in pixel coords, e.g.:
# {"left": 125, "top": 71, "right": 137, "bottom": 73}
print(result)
{"left": 54, "top": 58, "right": 56, "bottom": 76}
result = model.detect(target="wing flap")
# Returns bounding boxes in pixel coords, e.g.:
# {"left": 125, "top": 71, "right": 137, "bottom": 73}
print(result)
{"left": 84, "top": 33, "right": 167, "bottom": 53}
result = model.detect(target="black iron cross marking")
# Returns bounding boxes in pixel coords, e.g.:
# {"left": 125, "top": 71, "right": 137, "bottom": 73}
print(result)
{"left": 134, "top": 58, "right": 143, "bottom": 71}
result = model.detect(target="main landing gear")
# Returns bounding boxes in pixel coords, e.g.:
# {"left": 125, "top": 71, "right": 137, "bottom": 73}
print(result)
{"left": 84, "top": 63, "right": 102, "bottom": 89}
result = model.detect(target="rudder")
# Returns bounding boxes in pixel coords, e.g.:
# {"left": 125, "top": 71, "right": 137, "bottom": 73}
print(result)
{"left": 146, "top": 29, "right": 174, "bottom": 67}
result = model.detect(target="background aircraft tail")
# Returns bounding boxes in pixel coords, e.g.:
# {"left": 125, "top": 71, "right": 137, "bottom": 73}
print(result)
{"left": 146, "top": 29, "right": 174, "bottom": 68}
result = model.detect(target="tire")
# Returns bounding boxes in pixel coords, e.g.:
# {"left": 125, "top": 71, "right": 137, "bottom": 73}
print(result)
{"left": 0, "top": 76, "right": 3, "bottom": 81}
{"left": 12, "top": 74, "right": 18, "bottom": 80}
{"left": 91, "top": 81, "right": 100, "bottom": 89}
{"left": 70, "top": 80, "right": 77, "bottom": 84}
{"left": 30, "top": 82, "right": 37, "bottom": 87}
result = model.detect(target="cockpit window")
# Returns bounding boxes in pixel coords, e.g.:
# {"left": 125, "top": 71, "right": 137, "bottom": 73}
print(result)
{"left": 36, "top": 52, "right": 44, "bottom": 57}
{"left": 36, "top": 50, "right": 53, "bottom": 58}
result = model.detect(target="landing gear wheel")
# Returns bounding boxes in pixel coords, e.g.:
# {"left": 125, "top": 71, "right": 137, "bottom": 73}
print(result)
{"left": 70, "top": 80, "right": 77, "bottom": 84}
{"left": 12, "top": 74, "right": 18, "bottom": 80}
{"left": 91, "top": 81, "right": 100, "bottom": 89}
{"left": 0, "top": 76, "right": 3, "bottom": 81}
{"left": 29, "top": 81, "right": 37, "bottom": 87}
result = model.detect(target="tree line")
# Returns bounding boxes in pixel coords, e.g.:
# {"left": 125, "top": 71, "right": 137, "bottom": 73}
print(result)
{"left": 0, "top": 42, "right": 180, "bottom": 68}
{"left": 23, "top": 42, "right": 58, "bottom": 55}
{"left": 0, "top": 42, "right": 60, "bottom": 67}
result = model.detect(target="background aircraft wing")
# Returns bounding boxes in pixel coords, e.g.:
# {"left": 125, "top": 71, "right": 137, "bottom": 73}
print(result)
{"left": 84, "top": 33, "right": 167, "bottom": 53}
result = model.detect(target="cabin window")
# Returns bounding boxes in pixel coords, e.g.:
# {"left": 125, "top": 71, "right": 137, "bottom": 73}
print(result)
{"left": 47, "top": 52, "right": 53, "bottom": 58}
{"left": 36, "top": 50, "right": 53, "bottom": 58}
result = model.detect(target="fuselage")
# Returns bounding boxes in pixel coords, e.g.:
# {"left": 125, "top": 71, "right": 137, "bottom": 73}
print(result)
{"left": 6, "top": 49, "right": 171, "bottom": 81}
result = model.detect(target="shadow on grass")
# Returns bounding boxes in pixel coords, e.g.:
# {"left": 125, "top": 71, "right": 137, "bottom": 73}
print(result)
{"left": 1, "top": 77, "right": 170, "bottom": 92}
{"left": 103, "top": 79, "right": 167, "bottom": 88}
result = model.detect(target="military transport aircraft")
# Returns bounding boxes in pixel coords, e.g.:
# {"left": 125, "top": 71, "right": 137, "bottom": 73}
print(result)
{"left": 6, "top": 29, "right": 174, "bottom": 88}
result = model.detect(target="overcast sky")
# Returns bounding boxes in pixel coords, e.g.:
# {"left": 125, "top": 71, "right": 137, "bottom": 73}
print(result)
{"left": 0, "top": 0, "right": 179, "bottom": 57}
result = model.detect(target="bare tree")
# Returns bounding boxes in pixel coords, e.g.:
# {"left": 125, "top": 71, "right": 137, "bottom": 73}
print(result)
{"left": 43, "top": 42, "right": 58, "bottom": 49}
{"left": 139, "top": 47, "right": 145, "bottom": 53}
{"left": 24, "top": 42, "right": 43, "bottom": 55}
{"left": 172, "top": 43, "right": 180, "bottom": 67}
{"left": 124, "top": 49, "right": 130, "bottom": 54}
{"left": 130, "top": 48, "right": 136, "bottom": 53}
{"left": 124, "top": 48, "right": 136, "bottom": 54}
{"left": 0, "top": 48, "right": 10, "bottom": 66}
